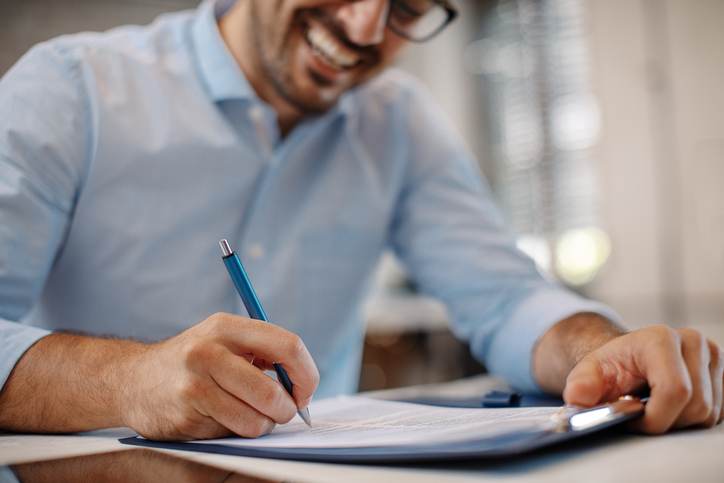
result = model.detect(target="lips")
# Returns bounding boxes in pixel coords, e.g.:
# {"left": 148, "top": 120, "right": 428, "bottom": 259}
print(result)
{"left": 303, "top": 20, "right": 362, "bottom": 71}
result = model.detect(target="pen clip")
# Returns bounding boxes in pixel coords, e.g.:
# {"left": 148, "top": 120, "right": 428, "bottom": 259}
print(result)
{"left": 549, "top": 395, "right": 646, "bottom": 433}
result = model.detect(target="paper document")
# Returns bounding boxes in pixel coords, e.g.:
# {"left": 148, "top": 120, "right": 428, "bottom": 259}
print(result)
{"left": 196, "top": 396, "right": 562, "bottom": 449}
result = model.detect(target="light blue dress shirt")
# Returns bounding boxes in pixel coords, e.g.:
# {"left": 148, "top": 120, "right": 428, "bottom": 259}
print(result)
{"left": 0, "top": 0, "right": 619, "bottom": 398}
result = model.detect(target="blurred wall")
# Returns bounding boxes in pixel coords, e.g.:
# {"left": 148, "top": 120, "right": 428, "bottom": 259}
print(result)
{"left": 586, "top": 0, "right": 724, "bottom": 327}
{"left": 0, "top": 0, "right": 198, "bottom": 73}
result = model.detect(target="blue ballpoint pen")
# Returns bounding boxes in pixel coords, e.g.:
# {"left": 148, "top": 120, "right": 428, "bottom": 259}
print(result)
{"left": 219, "top": 239, "right": 312, "bottom": 427}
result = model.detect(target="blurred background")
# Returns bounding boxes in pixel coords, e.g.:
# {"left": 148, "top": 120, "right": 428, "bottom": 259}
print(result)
{"left": 2, "top": 0, "right": 722, "bottom": 391}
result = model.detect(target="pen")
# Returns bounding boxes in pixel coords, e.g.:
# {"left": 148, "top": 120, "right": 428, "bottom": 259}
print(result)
{"left": 219, "top": 239, "right": 312, "bottom": 427}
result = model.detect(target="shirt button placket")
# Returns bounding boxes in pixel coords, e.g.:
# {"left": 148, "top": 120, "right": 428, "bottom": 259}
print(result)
{"left": 249, "top": 104, "right": 272, "bottom": 158}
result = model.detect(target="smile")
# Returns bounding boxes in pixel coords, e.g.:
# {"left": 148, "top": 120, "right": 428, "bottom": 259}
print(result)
{"left": 304, "top": 21, "right": 362, "bottom": 71}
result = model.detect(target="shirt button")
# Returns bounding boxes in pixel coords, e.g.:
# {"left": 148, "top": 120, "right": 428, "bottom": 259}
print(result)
{"left": 249, "top": 105, "right": 264, "bottom": 122}
{"left": 248, "top": 243, "right": 265, "bottom": 260}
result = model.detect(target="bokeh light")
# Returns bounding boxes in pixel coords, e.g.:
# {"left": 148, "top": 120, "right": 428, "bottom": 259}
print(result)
{"left": 555, "top": 227, "right": 612, "bottom": 286}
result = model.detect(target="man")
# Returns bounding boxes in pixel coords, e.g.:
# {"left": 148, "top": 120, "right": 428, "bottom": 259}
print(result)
{"left": 0, "top": 0, "right": 721, "bottom": 440}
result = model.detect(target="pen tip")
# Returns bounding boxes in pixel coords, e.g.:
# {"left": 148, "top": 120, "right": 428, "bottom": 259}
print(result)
{"left": 298, "top": 407, "right": 312, "bottom": 427}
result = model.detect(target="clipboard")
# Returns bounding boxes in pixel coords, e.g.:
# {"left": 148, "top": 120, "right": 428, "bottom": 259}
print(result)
{"left": 119, "top": 396, "right": 645, "bottom": 464}
{"left": 396, "top": 390, "right": 565, "bottom": 409}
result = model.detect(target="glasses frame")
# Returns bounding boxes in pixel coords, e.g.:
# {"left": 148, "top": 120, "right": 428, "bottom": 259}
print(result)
{"left": 387, "top": 0, "right": 459, "bottom": 43}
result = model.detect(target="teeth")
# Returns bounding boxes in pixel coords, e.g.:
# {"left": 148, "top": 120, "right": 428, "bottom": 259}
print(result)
{"left": 306, "top": 24, "right": 359, "bottom": 69}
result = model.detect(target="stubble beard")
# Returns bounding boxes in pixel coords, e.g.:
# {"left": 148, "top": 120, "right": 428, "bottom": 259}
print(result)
{"left": 249, "top": 1, "right": 333, "bottom": 115}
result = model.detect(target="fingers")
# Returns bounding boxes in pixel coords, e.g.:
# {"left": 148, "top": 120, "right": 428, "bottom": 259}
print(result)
{"left": 252, "top": 357, "right": 275, "bottom": 371}
{"left": 673, "top": 330, "right": 713, "bottom": 428}
{"left": 205, "top": 313, "right": 320, "bottom": 408}
{"left": 706, "top": 340, "right": 723, "bottom": 426}
{"left": 208, "top": 348, "right": 297, "bottom": 424}
{"left": 559, "top": 324, "right": 723, "bottom": 435}
{"left": 633, "top": 327, "right": 692, "bottom": 434}
{"left": 196, "top": 382, "right": 276, "bottom": 439}
{"left": 563, "top": 356, "right": 607, "bottom": 407}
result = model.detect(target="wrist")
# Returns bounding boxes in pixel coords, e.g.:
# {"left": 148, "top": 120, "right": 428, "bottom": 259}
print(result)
{"left": 533, "top": 313, "right": 624, "bottom": 394}
{"left": 114, "top": 341, "right": 152, "bottom": 428}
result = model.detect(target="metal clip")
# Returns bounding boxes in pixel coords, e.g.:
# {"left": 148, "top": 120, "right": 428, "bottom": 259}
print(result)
{"left": 549, "top": 396, "right": 646, "bottom": 433}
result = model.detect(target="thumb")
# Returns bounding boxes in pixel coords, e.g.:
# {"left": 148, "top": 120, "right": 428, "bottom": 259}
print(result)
{"left": 563, "top": 356, "right": 607, "bottom": 407}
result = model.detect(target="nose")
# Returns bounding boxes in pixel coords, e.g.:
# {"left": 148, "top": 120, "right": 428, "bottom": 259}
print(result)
{"left": 335, "top": 0, "right": 389, "bottom": 46}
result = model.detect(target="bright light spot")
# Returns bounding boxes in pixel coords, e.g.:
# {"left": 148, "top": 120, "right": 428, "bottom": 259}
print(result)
{"left": 569, "top": 407, "right": 613, "bottom": 431}
{"left": 555, "top": 227, "right": 611, "bottom": 286}
{"left": 517, "top": 235, "right": 552, "bottom": 273}
{"left": 551, "top": 94, "right": 601, "bottom": 151}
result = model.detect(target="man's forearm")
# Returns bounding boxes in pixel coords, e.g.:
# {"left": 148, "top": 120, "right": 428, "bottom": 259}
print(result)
{"left": 0, "top": 333, "right": 147, "bottom": 433}
{"left": 532, "top": 313, "right": 624, "bottom": 394}
{"left": 0, "top": 314, "right": 320, "bottom": 440}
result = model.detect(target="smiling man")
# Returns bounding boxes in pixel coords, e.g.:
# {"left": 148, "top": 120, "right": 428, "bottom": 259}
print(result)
{"left": 0, "top": 0, "right": 722, "bottom": 441}
{"left": 220, "top": 0, "right": 414, "bottom": 132}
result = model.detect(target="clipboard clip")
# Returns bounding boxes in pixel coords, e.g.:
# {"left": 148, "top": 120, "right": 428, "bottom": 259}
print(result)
{"left": 550, "top": 395, "right": 647, "bottom": 433}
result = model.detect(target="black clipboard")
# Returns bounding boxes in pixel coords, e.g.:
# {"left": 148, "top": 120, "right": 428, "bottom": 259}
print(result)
{"left": 119, "top": 396, "right": 644, "bottom": 464}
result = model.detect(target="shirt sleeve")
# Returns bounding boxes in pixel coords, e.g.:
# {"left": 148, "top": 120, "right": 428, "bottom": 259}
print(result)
{"left": 0, "top": 41, "right": 88, "bottom": 390}
{"left": 389, "top": 80, "right": 621, "bottom": 393}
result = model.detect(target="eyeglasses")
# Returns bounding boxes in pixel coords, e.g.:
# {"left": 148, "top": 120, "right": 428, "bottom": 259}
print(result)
{"left": 387, "top": 0, "right": 458, "bottom": 43}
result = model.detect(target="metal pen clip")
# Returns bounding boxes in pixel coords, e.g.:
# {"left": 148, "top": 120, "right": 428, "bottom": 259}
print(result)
{"left": 550, "top": 395, "right": 646, "bottom": 433}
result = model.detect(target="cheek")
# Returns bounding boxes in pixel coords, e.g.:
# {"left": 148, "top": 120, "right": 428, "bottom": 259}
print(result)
{"left": 353, "top": 35, "right": 406, "bottom": 82}
{"left": 362, "top": 39, "right": 407, "bottom": 79}
{"left": 256, "top": 1, "right": 298, "bottom": 55}
{"left": 380, "top": 36, "right": 409, "bottom": 63}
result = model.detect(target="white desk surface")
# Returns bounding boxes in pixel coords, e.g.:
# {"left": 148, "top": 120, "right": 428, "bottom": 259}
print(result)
{"left": 2, "top": 373, "right": 723, "bottom": 483}
{"left": 2, "top": 322, "right": 724, "bottom": 482}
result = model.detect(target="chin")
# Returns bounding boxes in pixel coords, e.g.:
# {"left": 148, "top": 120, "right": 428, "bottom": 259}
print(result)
{"left": 278, "top": 64, "right": 355, "bottom": 114}
{"left": 274, "top": 13, "right": 380, "bottom": 113}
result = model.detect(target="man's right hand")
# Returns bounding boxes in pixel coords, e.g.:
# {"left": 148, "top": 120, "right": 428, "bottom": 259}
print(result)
{"left": 119, "top": 313, "right": 319, "bottom": 440}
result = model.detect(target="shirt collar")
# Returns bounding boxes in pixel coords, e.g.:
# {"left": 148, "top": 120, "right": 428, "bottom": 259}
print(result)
{"left": 190, "top": 0, "right": 256, "bottom": 102}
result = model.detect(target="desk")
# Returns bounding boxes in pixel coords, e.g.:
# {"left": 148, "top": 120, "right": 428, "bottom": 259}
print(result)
{"left": 2, "top": 373, "right": 723, "bottom": 483}
{"left": 2, "top": 323, "right": 724, "bottom": 482}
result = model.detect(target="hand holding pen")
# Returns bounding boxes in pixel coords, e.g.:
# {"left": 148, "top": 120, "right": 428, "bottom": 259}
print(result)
{"left": 220, "top": 239, "right": 314, "bottom": 426}
{"left": 115, "top": 243, "right": 318, "bottom": 440}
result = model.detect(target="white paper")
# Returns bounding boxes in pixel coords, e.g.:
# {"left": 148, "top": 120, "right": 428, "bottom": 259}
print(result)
{"left": 196, "top": 396, "right": 562, "bottom": 449}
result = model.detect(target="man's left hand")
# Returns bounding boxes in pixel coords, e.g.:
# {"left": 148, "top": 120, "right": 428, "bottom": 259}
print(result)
{"left": 563, "top": 325, "right": 723, "bottom": 433}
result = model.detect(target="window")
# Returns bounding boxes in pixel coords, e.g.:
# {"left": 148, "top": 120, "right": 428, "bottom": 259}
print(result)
{"left": 466, "top": 0, "right": 610, "bottom": 287}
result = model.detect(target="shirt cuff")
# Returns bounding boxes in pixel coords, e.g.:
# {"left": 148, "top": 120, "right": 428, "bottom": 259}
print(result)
{"left": 482, "top": 288, "right": 622, "bottom": 394}
{"left": 0, "top": 320, "right": 52, "bottom": 391}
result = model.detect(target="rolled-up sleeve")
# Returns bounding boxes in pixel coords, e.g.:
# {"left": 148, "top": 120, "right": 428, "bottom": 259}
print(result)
{"left": 390, "top": 80, "right": 620, "bottom": 393}
{"left": 0, "top": 321, "right": 50, "bottom": 390}
{"left": 0, "top": 41, "right": 87, "bottom": 390}
{"left": 482, "top": 288, "right": 621, "bottom": 392}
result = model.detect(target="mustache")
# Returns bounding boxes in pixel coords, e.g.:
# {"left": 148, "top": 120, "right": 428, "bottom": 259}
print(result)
{"left": 300, "top": 8, "right": 381, "bottom": 64}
